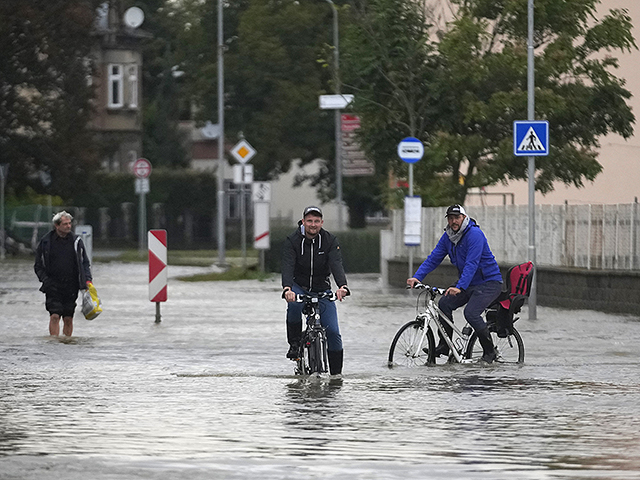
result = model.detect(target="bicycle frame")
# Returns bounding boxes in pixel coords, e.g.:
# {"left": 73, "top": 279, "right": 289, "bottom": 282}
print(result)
{"left": 294, "top": 292, "right": 334, "bottom": 375}
{"left": 414, "top": 286, "right": 475, "bottom": 364}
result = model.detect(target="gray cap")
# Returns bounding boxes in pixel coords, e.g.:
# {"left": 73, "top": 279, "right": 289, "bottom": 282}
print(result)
{"left": 303, "top": 206, "right": 323, "bottom": 218}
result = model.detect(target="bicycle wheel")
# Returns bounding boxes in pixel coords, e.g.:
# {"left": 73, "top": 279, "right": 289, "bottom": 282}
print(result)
{"left": 294, "top": 333, "right": 309, "bottom": 375}
{"left": 388, "top": 320, "right": 435, "bottom": 367}
{"left": 307, "top": 335, "right": 325, "bottom": 374}
{"left": 464, "top": 326, "right": 525, "bottom": 364}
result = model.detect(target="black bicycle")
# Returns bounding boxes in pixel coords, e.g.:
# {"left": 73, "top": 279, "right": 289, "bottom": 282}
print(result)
{"left": 291, "top": 292, "right": 336, "bottom": 376}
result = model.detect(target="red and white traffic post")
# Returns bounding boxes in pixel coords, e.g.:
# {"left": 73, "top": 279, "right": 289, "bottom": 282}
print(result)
{"left": 149, "top": 229, "right": 167, "bottom": 323}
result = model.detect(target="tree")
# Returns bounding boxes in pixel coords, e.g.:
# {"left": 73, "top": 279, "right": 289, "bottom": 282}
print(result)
{"left": 341, "top": 0, "right": 441, "bottom": 218}
{"left": 342, "top": 0, "right": 636, "bottom": 206}
{"left": 0, "top": 0, "right": 99, "bottom": 199}
{"left": 422, "top": 0, "right": 636, "bottom": 203}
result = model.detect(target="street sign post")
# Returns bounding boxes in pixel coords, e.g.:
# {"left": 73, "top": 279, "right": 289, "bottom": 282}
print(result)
{"left": 397, "top": 137, "right": 424, "bottom": 278}
{"left": 514, "top": 121, "right": 549, "bottom": 156}
{"left": 133, "top": 158, "right": 152, "bottom": 254}
{"left": 231, "top": 139, "right": 256, "bottom": 164}
{"left": 252, "top": 182, "right": 271, "bottom": 272}
{"left": 231, "top": 139, "right": 257, "bottom": 266}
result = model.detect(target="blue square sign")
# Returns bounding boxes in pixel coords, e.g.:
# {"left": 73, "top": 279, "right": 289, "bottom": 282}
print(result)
{"left": 514, "top": 120, "right": 549, "bottom": 156}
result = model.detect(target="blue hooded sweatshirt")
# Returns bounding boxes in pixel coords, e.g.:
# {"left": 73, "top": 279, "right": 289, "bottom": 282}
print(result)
{"left": 413, "top": 219, "right": 502, "bottom": 290}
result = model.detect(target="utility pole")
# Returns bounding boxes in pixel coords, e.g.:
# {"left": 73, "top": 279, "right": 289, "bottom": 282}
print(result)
{"left": 326, "top": 0, "right": 343, "bottom": 230}
{"left": 217, "top": 0, "right": 226, "bottom": 266}
{"left": 527, "top": 0, "right": 537, "bottom": 319}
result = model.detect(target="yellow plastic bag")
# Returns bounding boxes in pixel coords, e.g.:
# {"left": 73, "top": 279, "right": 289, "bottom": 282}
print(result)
{"left": 82, "top": 282, "right": 102, "bottom": 320}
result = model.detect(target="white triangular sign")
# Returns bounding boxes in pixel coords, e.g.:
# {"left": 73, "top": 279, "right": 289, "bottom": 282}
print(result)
{"left": 517, "top": 127, "right": 544, "bottom": 152}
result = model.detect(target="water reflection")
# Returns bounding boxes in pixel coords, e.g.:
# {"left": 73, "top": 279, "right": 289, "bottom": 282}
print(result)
{"left": 2, "top": 261, "right": 640, "bottom": 479}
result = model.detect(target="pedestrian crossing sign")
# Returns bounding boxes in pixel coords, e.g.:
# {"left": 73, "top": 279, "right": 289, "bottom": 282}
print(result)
{"left": 513, "top": 120, "right": 549, "bottom": 156}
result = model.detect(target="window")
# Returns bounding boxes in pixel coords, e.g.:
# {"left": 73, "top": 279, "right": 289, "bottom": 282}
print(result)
{"left": 108, "top": 64, "right": 123, "bottom": 108}
{"left": 127, "top": 65, "right": 138, "bottom": 109}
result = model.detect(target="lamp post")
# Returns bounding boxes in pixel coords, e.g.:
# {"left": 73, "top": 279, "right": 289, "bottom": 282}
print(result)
{"left": 217, "top": 0, "right": 226, "bottom": 265}
{"left": 326, "top": 0, "right": 344, "bottom": 231}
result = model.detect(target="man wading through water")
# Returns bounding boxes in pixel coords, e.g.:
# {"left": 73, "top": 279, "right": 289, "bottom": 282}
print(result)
{"left": 34, "top": 211, "right": 92, "bottom": 336}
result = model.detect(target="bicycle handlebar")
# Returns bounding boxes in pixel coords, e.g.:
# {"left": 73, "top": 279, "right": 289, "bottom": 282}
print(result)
{"left": 295, "top": 291, "right": 338, "bottom": 303}
{"left": 406, "top": 283, "right": 446, "bottom": 296}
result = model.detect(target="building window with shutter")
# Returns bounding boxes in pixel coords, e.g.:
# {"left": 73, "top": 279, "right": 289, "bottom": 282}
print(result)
{"left": 127, "top": 65, "right": 138, "bottom": 109}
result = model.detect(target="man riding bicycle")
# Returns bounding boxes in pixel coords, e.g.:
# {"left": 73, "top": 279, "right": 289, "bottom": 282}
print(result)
{"left": 282, "top": 206, "right": 350, "bottom": 375}
{"left": 406, "top": 204, "right": 503, "bottom": 363}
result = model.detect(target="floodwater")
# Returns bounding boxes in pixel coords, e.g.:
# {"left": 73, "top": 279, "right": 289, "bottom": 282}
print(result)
{"left": 1, "top": 258, "right": 640, "bottom": 479}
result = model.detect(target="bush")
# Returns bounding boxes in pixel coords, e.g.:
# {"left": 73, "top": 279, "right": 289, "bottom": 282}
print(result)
{"left": 265, "top": 227, "right": 380, "bottom": 274}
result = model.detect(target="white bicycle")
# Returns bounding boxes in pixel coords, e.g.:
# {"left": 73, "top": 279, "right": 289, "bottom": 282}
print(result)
{"left": 388, "top": 283, "right": 525, "bottom": 367}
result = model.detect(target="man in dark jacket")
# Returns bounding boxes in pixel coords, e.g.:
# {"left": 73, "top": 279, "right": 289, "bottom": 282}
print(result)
{"left": 282, "top": 206, "right": 349, "bottom": 375}
{"left": 34, "top": 211, "right": 92, "bottom": 336}
{"left": 407, "top": 204, "right": 503, "bottom": 363}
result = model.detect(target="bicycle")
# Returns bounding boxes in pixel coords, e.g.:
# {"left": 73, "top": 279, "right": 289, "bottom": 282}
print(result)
{"left": 388, "top": 283, "right": 525, "bottom": 367}
{"left": 291, "top": 291, "right": 336, "bottom": 376}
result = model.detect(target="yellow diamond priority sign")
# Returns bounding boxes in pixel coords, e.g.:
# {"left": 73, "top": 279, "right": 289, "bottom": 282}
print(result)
{"left": 231, "top": 139, "right": 256, "bottom": 164}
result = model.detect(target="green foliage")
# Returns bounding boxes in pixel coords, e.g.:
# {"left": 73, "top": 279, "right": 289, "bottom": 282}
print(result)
{"left": 265, "top": 226, "right": 380, "bottom": 274}
{"left": 426, "top": 0, "right": 636, "bottom": 200}
{"left": 0, "top": 0, "right": 99, "bottom": 199}
{"left": 342, "top": 0, "right": 439, "bottom": 171}
{"left": 73, "top": 169, "right": 218, "bottom": 248}
{"left": 342, "top": 0, "right": 636, "bottom": 206}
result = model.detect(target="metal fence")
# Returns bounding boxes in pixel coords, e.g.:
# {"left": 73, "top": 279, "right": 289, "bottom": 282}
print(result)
{"left": 387, "top": 203, "right": 640, "bottom": 271}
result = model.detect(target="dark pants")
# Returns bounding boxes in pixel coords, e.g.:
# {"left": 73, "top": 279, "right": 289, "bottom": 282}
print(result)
{"left": 438, "top": 281, "right": 502, "bottom": 333}
{"left": 45, "top": 284, "right": 78, "bottom": 317}
{"left": 286, "top": 284, "right": 343, "bottom": 352}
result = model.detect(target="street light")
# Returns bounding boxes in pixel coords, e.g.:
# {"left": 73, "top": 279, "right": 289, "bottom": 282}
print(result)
{"left": 325, "top": 0, "right": 344, "bottom": 231}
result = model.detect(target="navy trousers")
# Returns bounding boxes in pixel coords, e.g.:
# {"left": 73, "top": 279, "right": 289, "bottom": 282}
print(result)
{"left": 438, "top": 281, "right": 502, "bottom": 333}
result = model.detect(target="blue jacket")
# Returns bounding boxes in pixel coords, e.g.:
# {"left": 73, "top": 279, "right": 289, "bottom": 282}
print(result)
{"left": 413, "top": 219, "right": 502, "bottom": 290}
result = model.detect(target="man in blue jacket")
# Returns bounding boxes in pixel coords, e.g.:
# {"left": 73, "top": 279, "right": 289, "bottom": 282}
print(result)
{"left": 407, "top": 204, "right": 503, "bottom": 363}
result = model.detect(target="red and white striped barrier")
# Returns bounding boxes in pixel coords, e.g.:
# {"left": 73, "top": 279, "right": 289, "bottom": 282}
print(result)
{"left": 149, "top": 230, "right": 167, "bottom": 302}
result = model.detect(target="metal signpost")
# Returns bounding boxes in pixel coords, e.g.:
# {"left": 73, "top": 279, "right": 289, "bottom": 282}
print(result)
{"left": 133, "top": 158, "right": 152, "bottom": 255}
{"left": 252, "top": 182, "right": 271, "bottom": 273}
{"left": 510, "top": 0, "right": 548, "bottom": 320}
{"left": 0, "top": 164, "right": 7, "bottom": 261}
{"left": 319, "top": 93, "right": 354, "bottom": 231}
{"left": 231, "top": 139, "right": 256, "bottom": 268}
{"left": 397, "top": 137, "right": 424, "bottom": 277}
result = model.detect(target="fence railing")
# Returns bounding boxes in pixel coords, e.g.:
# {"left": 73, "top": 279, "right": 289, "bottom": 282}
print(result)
{"left": 387, "top": 203, "right": 640, "bottom": 271}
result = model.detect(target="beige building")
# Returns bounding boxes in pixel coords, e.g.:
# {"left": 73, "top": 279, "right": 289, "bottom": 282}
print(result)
{"left": 467, "top": 0, "right": 640, "bottom": 207}
{"left": 89, "top": 2, "right": 148, "bottom": 172}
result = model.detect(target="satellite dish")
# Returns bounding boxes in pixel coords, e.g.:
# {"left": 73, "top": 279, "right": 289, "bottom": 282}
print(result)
{"left": 201, "top": 121, "right": 221, "bottom": 139}
{"left": 124, "top": 7, "right": 145, "bottom": 28}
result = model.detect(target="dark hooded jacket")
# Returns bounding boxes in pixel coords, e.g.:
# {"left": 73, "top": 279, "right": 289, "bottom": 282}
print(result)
{"left": 282, "top": 223, "right": 347, "bottom": 293}
{"left": 34, "top": 230, "right": 92, "bottom": 293}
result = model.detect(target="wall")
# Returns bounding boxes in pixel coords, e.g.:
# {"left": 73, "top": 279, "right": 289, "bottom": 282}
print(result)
{"left": 385, "top": 260, "right": 640, "bottom": 316}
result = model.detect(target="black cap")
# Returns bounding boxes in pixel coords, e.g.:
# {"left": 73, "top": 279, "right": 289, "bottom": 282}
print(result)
{"left": 303, "top": 206, "right": 323, "bottom": 218}
{"left": 445, "top": 204, "right": 467, "bottom": 217}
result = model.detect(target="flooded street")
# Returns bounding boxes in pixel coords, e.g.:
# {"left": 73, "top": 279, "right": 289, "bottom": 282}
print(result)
{"left": 2, "top": 258, "right": 640, "bottom": 479}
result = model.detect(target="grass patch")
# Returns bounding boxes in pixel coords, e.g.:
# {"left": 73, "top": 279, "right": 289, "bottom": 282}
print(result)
{"left": 176, "top": 266, "right": 274, "bottom": 282}
{"left": 94, "top": 249, "right": 258, "bottom": 267}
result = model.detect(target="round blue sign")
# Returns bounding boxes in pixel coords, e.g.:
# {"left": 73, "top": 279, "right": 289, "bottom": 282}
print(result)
{"left": 397, "top": 137, "right": 424, "bottom": 164}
